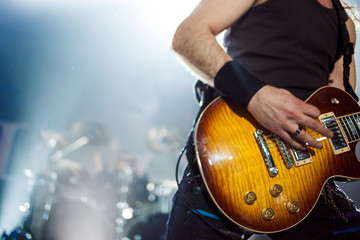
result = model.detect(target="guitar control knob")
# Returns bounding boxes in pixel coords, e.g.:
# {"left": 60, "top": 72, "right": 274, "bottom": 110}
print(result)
{"left": 269, "top": 184, "right": 283, "bottom": 197}
{"left": 262, "top": 208, "right": 275, "bottom": 221}
{"left": 286, "top": 201, "right": 300, "bottom": 214}
{"left": 331, "top": 98, "right": 339, "bottom": 105}
{"left": 244, "top": 191, "right": 257, "bottom": 205}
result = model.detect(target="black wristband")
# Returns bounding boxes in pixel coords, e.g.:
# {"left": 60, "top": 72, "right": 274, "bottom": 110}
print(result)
{"left": 214, "top": 60, "right": 266, "bottom": 109}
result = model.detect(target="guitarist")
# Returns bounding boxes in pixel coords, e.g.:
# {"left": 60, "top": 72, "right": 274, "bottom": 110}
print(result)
{"left": 166, "top": 0, "right": 360, "bottom": 239}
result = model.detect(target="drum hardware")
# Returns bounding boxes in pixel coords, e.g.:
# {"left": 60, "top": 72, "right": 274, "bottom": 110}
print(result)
{"left": 24, "top": 169, "right": 119, "bottom": 240}
{"left": 1, "top": 202, "right": 33, "bottom": 240}
{"left": 39, "top": 172, "right": 57, "bottom": 222}
{"left": 40, "top": 130, "right": 68, "bottom": 150}
{"left": 71, "top": 121, "right": 111, "bottom": 146}
{"left": 6, "top": 124, "right": 121, "bottom": 240}
{"left": 145, "top": 180, "right": 177, "bottom": 214}
{"left": 122, "top": 179, "right": 177, "bottom": 240}
{"left": 49, "top": 137, "right": 89, "bottom": 163}
{"left": 13, "top": 163, "right": 175, "bottom": 240}
{"left": 114, "top": 165, "right": 134, "bottom": 240}
{"left": 23, "top": 172, "right": 57, "bottom": 240}
{"left": 13, "top": 123, "right": 182, "bottom": 240}
{"left": 24, "top": 128, "right": 105, "bottom": 240}
{"left": 1, "top": 226, "right": 32, "bottom": 240}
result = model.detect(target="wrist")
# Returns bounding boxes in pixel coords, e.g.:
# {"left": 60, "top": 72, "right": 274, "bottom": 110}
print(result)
{"left": 214, "top": 60, "right": 266, "bottom": 109}
{"left": 247, "top": 85, "right": 270, "bottom": 112}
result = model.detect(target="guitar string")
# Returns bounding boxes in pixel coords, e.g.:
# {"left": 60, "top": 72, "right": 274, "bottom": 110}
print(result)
{"left": 259, "top": 113, "right": 360, "bottom": 144}
{"left": 258, "top": 118, "right": 360, "bottom": 151}
{"left": 263, "top": 125, "right": 341, "bottom": 142}
{"left": 263, "top": 126, "right": 341, "bottom": 150}
{"left": 263, "top": 130, "right": 323, "bottom": 144}
{"left": 244, "top": 114, "right": 360, "bottom": 159}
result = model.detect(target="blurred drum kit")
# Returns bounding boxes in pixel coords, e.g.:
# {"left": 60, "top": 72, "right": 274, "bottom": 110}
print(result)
{"left": 1, "top": 122, "right": 178, "bottom": 240}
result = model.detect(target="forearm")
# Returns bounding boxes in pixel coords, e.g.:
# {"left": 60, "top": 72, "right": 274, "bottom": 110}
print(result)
{"left": 171, "top": 0, "right": 334, "bottom": 152}
{"left": 172, "top": 22, "right": 231, "bottom": 87}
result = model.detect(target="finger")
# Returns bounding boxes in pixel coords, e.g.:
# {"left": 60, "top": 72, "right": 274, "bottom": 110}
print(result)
{"left": 278, "top": 130, "right": 306, "bottom": 150}
{"left": 301, "top": 102, "right": 321, "bottom": 118}
{"left": 292, "top": 127, "right": 323, "bottom": 149}
{"left": 283, "top": 123, "right": 320, "bottom": 149}
{"left": 298, "top": 115, "right": 333, "bottom": 138}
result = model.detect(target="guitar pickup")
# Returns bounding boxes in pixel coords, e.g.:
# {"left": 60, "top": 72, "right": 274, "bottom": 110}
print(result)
{"left": 319, "top": 112, "right": 350, "bottom": 155}
{"left": 290, "top": 147, "right": 313, "bottom": 167}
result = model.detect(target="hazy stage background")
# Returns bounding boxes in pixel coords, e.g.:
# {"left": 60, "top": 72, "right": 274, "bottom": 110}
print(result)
{"left": 0, "top": 0, "right": 360, "bottom": 239}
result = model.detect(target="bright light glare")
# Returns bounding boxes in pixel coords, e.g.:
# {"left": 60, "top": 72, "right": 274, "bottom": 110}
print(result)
{"left": 10, "top": 0, "right": 200, "bottom": 42}
{"left": 116, "top": 201, "right": 129, "bottom": 209}
{"left": 24, "top": 202, "right": 30, "bottom": 209}
{"left": 146, "top": 182, "right": 155, "bottom": 192}
{"left": 121, "top": 207, "right": 134, "bottom": 220}
{"left": 24, "top": 169, "right": 33, "bottom": 178}
{"left": 141, "top": 0, "right": 200, "bottom": 40}
{"left": 18, "top": 205, "right": 27, "bottom": 212}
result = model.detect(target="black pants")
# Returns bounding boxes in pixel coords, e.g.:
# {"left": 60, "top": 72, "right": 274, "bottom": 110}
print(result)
{"left": 165, "top": 166, "right": 360, "bottom": 240}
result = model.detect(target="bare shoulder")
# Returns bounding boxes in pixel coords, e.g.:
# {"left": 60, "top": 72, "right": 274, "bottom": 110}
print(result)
{"left": 346, "top": 16, "right": 356, "bottom": 44}
{"left": 180, "top": 0, "right": 258, "bottom": 35}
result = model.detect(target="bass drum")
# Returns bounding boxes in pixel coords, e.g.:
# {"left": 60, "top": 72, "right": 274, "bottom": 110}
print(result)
{"left": 42, "top": 201, "right": 112, "bottom": 240}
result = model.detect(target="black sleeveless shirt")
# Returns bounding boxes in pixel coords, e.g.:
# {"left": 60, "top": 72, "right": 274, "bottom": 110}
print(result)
{"left": 224, "top": 0, "right": 339, "bottom": 100}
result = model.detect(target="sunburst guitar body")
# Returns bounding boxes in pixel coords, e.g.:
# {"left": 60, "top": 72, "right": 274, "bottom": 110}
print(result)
{"left": 194, "top": 86, "right": 360, "bottom": 233}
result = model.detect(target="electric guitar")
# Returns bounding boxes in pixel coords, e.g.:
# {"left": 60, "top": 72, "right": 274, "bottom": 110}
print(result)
{"left": 194, "top": 86, "right": 360, "bottom": 233}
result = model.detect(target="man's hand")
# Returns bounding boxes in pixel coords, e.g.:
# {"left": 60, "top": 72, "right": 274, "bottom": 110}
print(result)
{"left": 247, "top": 86, "right": 333, "bottom": 150}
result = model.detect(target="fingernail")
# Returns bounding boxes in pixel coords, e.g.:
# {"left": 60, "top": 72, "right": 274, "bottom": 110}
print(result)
{"left": 317, "top": 142, "right": 323, "bottom": 149}
{"left": 328, "top": 131, "right": 334, "bottom": 138}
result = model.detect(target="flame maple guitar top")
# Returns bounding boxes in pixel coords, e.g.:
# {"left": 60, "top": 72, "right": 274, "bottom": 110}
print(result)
{"left": 194, "top": 86, "right": 360, "bottom": 233}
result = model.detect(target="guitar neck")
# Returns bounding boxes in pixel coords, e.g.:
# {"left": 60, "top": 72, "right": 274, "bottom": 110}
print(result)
{"left": 337, "top": 112, "right": 360, "bottom": 143}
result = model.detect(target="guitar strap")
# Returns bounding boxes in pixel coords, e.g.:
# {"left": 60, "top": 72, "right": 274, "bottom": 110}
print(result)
{"left": 332, "top": 0, "right": 359, "bottom": 102}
